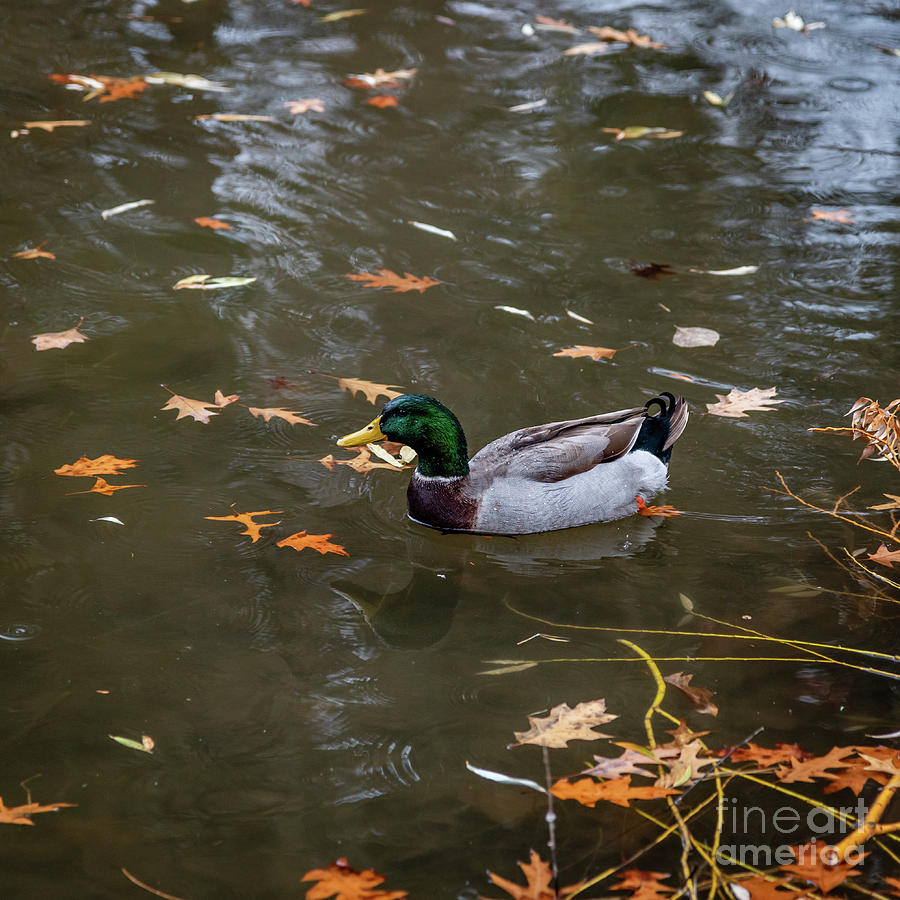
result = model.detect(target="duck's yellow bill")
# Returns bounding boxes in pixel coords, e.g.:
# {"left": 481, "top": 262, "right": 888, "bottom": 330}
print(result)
{"left": 337, "top": 416, "right": 386, "bottom": 448}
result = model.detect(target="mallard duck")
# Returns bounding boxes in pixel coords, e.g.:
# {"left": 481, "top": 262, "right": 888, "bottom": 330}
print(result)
{"left": 337, "top": 392, "right": 688, "bottom": 535}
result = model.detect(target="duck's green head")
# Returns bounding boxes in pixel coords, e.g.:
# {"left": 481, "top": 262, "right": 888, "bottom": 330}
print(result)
{"left": 337, "top": 394, "right": 469, "bottom": 477}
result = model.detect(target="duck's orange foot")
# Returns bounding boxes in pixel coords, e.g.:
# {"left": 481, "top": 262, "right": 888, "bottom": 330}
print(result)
{"left": 635, "top": 495, "right": 682, "bottom": 517}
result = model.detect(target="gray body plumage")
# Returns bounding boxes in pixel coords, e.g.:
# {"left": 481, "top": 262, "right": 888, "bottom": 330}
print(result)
{"left": 406, "top": 401, "right": 685, "bottom": 535}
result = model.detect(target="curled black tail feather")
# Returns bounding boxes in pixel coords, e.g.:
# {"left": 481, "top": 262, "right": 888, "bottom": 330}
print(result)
{"left": 631, "top": 394, "right": 688, "bottom": 464}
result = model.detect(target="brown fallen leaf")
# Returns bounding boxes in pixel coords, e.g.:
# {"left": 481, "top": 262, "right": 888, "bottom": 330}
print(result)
{"left": 366, "top": 94, "right": 398, "bottom": 108}
{"left": 276, "top": 531, "right": 349, "bottom": 556}
{"left": 32, "top": 317, "right": 87, "bottom": 351}
{"left": 730, "top": 875, "right": 794, "bottom": 900}
{"left": 284, "top": 98, "right": 325, "bottom": 114}
{"left": 315, "top": 373, "right": 405, "bottom": 405}
{"left": 15, "top": 120, "right": 90, "bottom": 135}
{"left": 13, "top": 241, "right": 55, "bottom": 260}
{"left": 301, "top": 858, "right": 406, "bottom": 900}
{"left": 67, "top": 477, "right": 145, "bottom": 497}
{"left": 660, "top": 721, "right": 711, "bottom": 749}
{"left": 823, "top": 756, "right": 890, "bottom": 796}
{"left": 631, "top": 261, "right": 676, "bottom": 279}
{"left": 319, "top": 8, "right": 367, "bottom": 22}
{"left": 194, "top": 113, "right": 276, "bottom": 122}
{"left": 482, "top": 849, "right": 584, "bottom": 900}
{"left": 160, "top": 384, "right": 223, "bottom": 424}
{"left": 552, "top": 775, "right": 679, "bottom": 808}
{"left": 535, "top": 14, "right": 579, "bottom": 34}
{"left": 343, "top": 67, "right": 417, "bottom": 88}
{"left": 563, "top": 42, "right": 609, "bottom": 56}
{"left": 636, "top": 496, "right": 682, "bottom": 517}
{"left": 0, "top": 795, "right": 77, "bottom": 826}
{"left": 553, "top": 345, "right": 625, "bottom": 361}
{"left": 663, "top": 672, "right": 718, "bottom": 716}
{"left": 655, "top": 739, "right": 717, "bottom": 787}
{"left": 345, "top": 268, "right": 441, "bottom": 293}
{"left": 247, "top": 406, "right": 316, "bottom": 426}
{"left": 587, "top": 25, "right": 667, "bottom": 49}
{"left": 706, "top": 387, "right": 783, "bottom": 418}
{"left": 870, "top": 494, "right": 900, "bottom": 511}
{"left": 806, "top": 208, "right": 853, "bottom": 224}
{"left": 194, "top": 216, "right": 232, "bottom": 230}
{"left": 868, "top": 544, "right": 900, "bottom": 568}
{"left": 717, "top": 741, "right": 810, "bottom": 766}
{"left": 609, "top": 869, "right": 675, "bottom": 900}
{"left": 602, "top": 126, "right": 683, "bottom": 141}
{"left": 205, "top": 510, "right": 283, "bottom": 543}
{"left": 213, "top": 390, "right": 239, "bottom": 408}
{"left": 511, "top": 699, "right": 617, "bottom": 748}
{"left": 96, "top": 76, "right": 146, "bottom": 102}
{"left": 779, "top": 842, "right": 861, "bottom": 893}
{"left": 55, "top": 455, "right": 138, "bottom": 477}
{"left": 580, "top": 748, "right": 659, "bottom": 779}
{"left": 774, "top": 746, "right": 855, "bottom": 783}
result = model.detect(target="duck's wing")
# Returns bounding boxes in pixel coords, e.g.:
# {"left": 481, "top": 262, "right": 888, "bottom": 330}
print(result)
{"left": 469, "top": 405, "right": 647, "bottom": 484}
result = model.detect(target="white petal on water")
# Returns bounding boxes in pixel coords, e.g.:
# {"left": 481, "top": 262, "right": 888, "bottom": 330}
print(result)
{"left": 566, "top": 309, "right": 593, "bottom": 324}
{"left": 465, "top": 761, "right": 547, "bottom": 793}
{"left": 507, "top": 99, "right": 547, "bottom": 113}
{"left": 408, "top": 220, "right": 457, "bottom": 240}
{"left": 91, "top": 516, "right": 125, "bottom": 526}
{"left": 690, "top": 265, "right": 759, "bottom": 276}
{"left": 495, "top": 305, "right": 535, "bottom": 321}
{"left": 101, "top": 199, "right": 155, "bottom": 220}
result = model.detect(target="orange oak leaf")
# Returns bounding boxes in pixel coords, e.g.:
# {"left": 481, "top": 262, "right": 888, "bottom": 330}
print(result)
{"left": 284, "top": 98, "right": 325, "bottom": 114}
{"left": 822, "top": 756, "right": 890, "bottom": 796}
{"left": 160, "top": 384, "right": 236, "bottom": 423}
{"left": 345, "top": 268, "right": 440, "bottom": 293}
{"left": 0, "top": 796, "right": 77, "bottom": 826}
{"left": 194, "top": 216, "right": 232, "bottom": 229}
{"left": 553, "top": 345, "right": 624, "bottom": 361}
{"left": 276, "top": 531, "right": 349, "bottom": 556}
{"left": 663, "top": 672, "right": 718, "bottom": 716}
{"left": 867, "top": 544, "right": 900, "bottom": 568}
{"left": 717, "top": 742, "right": 811, "bottom": 766}
{"left": 482, "top": 850, "right": 584, "bottom": 900}
{"left": 610, "top": 869, "right": 675, "bottom": 900}
{"left": 587, "top": 25, "right": 667, "bottom": 49}
{"left": 248, "top": 407, "right": 316, "bottom": 426}
{"left": 806, "top": 208, "right": 854, "bottom": 224}
{"left": 730, "top": 875, "right": 793, "bottom": 900}
{"left": 511, "top": 699, "right": 617, "bottom": 748}
{"left": 67, "top": 477, "right": 144, "bottom": 497}
{"left": 366, "top": 94, "right": 398, "bottom": 108}
{"left": 635, "top": 496, "right": 681, "bottom": 517}
{"left": 883, "top": 876, "right": 900, "bottom": 898}
{"left": 55, "top": 455, "right": 138, "bottom": 477}
{"left": 319, "top": 448, "right": 407, "bottom": 474}
{"left": 32, "top": 317, "right": 87, "bottom": 351}
{"left": 779, "top": 843, "right": 862, "bottom": 893}
{"left": 301, "top": 857, "right": 407, "bottom": 900}
{"left": 552, "top": 775, "right": 679, "bottom": 808}
{"left": 314, "top": 373, "right": 405, "bottom": 405}
{"left": 774, "top": 746, "right": 855, "bottom": 784}
{"left": 205, "top": 510, "right": 283, "bottom": 543}
{"left": 13, "top": 241, "right": 55, "bottom": 260}
{"left": 97, "top": 76, "right": 146, "bottom": 102}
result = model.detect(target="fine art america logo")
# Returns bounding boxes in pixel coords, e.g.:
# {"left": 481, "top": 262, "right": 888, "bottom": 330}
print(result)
{"left": 716, "top": 797, "right": 867, "bottom": 866}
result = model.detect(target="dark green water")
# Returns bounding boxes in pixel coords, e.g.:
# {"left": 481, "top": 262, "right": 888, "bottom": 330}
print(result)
{"left": 1, "top": 0, "right": 898, "bottom": 896}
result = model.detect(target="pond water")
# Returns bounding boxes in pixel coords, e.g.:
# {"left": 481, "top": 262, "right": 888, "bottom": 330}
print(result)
{"left": 1, "top": 0, "right": 899, "bottom": 896}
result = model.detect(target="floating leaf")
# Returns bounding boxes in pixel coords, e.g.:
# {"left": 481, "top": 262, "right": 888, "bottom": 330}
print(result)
{"left": 610, "top": 870, "right": 675, "bottom": 900}
{"left": 276, "top": 531, "right": 349, "bottom": 556}
{"left": 706, "top": 387, "right": 783, "bottom": 418}
{"left": 673, "top": 326, "right": 720, "bottom": 348}
{"left": 534, "top": 14, "right": 579, "bottom": 34}
{"left": 773, "top": 11, "right": 826, "bottom": 32}
{"left": 552, "top": 776, "right": 679, "bottom": 808}
{"left": 12, "top": 120, "right": 90, "bottom": 137}
{"left": 101, "top": 199, "right": 154, "bottom": 220}
{"left": 319, "top": 447, "right": 405, "bottom": 474}
{"left": 193, "top": 216, "right": 232, "bottom": 229}
{"left": 301, "top": 859, "right": 406, "bottom": 900}
{"left": 587, "top": 25, "right": 667, "bottom": 49}
{"left": 511, "top": 699, "right": 617, "bottom": 748}
{"left": 566, "top": 309, "right": 594, "bottom": 324}
{"left": 172, "top": 274, "right": 256, "bottom": 290}
{"left": 205, "top": 510, "right": 283, "bottom": 543}
{"left": 319, "top": 374, "right": 405, "bottom": 405}
{"left": 13, "top": 241, "right": 55, "bottom": 260}
{"left": 343, "top": 67, "right": 416, "bottom": 88}
{"left": 32, "top": 318, "right": 87, "bottom": 351}
{"left": 366, "top": 94, "right": 398, "bottom": 108}
{"left": 319, "top": 8, "right": 367, "bottom": 22}
{"left": 602, "top": 126, "right": 683, "bottom": 141}
{"left": 507, "top": 99, "right": 548, "bottom": 112}
{"left": 868, "top": 544, "right": 900, "bottom": 568}
{"left": 67, "top": 477, "right": 144, "bottom": 497}
{"left": 284, "top": 98, "right": 325, "bottom": 114}
{"left": 485, "top": 850, "right": 585, "bottom": 900}
{"left": 553, "top": 345, "right": 625, "bottom": 361}
{"left": 563, "top": 42, "right": 609, "bottom": 56}
{"left": 690, "top": 265, "right": 759, "bottom": 276}
{"left": 109, "top": 734, "right": 154, "bottom": 753}
{"left": 55, "top": 455, "right": 138, "bottom": 477}
{"left": 345, "top": 268, "right": 440, "bottom": 293}
{"left": 495, "top": 305, "right": 535, "bottom": 321}
{"left": 194, "top": 113, "right": 275, "bottom": 123}
{"left": 806, "top": 208, "right": 853, "bottom": 224}
{"left": 159, "top": 384, "right": 235, "bottom": 423}
{"left": 408, "top": 220, "right": 456, "bottom": 240}
{"left": 464, "top": 761, "right": 546, "bottom": 793}
{"left": 247, "top": 406, "right": 316, "bottom": 426}
{"left": 91, "top": 516, "right": 125, "bottom": 525}
{"left": 703, "top": 90, "right": 733, "bottom": 107}
{"left": 0, "top": 795, "right": 76, "bottom": 826}
{"left": 145, "top": 72, "right": 231, "bottom": 91}
{"left": 664, "top": 672, "right": 718, "bottom": 716}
